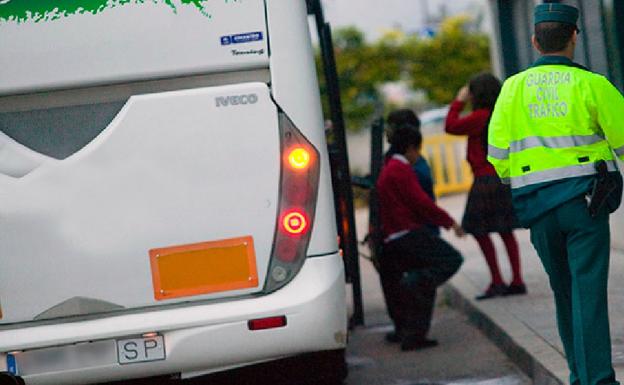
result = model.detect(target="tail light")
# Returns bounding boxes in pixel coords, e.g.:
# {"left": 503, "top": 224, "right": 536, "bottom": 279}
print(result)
{"left": 248, "top": 315, "right": 287, "bottom": 330}
{"left": 287, "top": 148, "right": 311, "bottom": 169}
{"left": 281, "top": 209, "right": 309, "bottom": 235}
{"left": 264, "top": 113, "right": 320, "bottom": 293}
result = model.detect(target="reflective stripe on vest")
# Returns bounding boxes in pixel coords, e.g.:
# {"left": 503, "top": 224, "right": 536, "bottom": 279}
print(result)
{"left": 488, "top": 144, "right": 509, "bottom": 160}
{"left": 615, "top": 144, "right": 624, "bottom": 157}
{"left": 510, "top": 134, "right": 605, "bottom": 153}
{"left": 509, "top": 159, "right": 617, "bottom": 189}
{"left": 488, "top": 134, "right": 605, "bottom": 161}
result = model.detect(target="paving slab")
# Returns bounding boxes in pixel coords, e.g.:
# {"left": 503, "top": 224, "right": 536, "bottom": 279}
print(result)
{"left": 345, "top": 306, "right": 531, "bottom": 385}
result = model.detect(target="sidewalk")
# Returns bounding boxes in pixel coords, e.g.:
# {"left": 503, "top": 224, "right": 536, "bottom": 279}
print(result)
{"left": 352, "top": 194, "right": 624, "bottom": 385}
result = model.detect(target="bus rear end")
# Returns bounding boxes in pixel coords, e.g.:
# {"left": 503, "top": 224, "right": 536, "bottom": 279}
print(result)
{"left": 0, "top": 1, "right": 346, "bottom": 383}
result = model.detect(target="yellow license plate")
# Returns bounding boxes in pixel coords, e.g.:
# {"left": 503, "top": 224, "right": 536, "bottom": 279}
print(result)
{"left": 149, "top": 236, "right": 258, "bottom": 300}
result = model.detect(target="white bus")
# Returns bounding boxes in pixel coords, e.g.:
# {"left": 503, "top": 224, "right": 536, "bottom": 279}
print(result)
{"left": 0, "top": 0, "right": 347, "bottom": 384}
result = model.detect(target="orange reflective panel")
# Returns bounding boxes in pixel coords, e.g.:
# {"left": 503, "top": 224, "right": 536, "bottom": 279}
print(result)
{"left": 149, "top": 236, "right": 258, "bottom": 301}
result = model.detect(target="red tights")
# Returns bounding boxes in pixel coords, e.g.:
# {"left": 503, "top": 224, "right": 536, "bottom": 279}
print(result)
{"left": 474, "top": 232, "right": 523, "bottom": 286}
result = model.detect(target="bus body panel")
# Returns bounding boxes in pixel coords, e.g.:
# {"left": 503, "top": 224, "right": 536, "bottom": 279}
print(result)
{"left": 0, "top": 254, "right": 346, "bottom": 384}
{"left": 0, "top": 83, "right": 279, "bottom": 324}
{"left": 0, "top": 1, "right": 269, "bottom": 95}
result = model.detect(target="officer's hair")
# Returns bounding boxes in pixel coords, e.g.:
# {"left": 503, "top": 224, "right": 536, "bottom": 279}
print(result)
{"left": 468, "top": 72, "right": 501, "bottom": 110}
{"left": 534, "top": 22, "right": 576, "bottom": 53}
{"left": 387, "top": 109, "right": 421, "bottom": 131}
{"left": 391, "top": 124, "right": 422, "bottom": 155}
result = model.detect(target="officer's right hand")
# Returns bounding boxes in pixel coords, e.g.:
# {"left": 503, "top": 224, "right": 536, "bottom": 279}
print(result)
{"left": 456, "top": 86, "right": 470, "bottom": 102}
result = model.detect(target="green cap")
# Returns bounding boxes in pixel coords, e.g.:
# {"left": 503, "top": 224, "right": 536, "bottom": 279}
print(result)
{"left": 534, "top": 3, "right": 579, "bottom": 26}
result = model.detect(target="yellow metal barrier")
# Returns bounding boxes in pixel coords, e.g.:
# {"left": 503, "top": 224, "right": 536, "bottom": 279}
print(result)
{"left": 422, "top": 134, "right": 473, "bottom": 197}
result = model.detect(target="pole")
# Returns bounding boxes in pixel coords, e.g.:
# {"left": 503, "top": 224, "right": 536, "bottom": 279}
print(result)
{"left": 368, "top": 118, "right": 384, "bottom": 265}
{"left": 308, "top": 0, "right": 364, "bottom": 327}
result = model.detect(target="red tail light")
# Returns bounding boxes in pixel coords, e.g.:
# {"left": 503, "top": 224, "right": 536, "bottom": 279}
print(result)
{"left": 248, "top": 316, "right": 287, "bottom": 330}
{"left": 281, "top": 209, "right": 309, "bottom": 235}
{"left": 264, "top": 113, "right": 320, "bottom": 292}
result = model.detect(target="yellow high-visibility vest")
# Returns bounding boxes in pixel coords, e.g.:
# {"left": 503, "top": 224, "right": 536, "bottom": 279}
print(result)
{"left": 488, "top": 56, "right": 624, "bottom": 190}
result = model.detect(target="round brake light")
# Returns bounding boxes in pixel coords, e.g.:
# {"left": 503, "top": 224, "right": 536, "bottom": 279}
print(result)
{"left": 287, "top": 148, "right": 311, "bottom": 170}
{"left": 282, "top": 210, "right": 308, "bottom": 235}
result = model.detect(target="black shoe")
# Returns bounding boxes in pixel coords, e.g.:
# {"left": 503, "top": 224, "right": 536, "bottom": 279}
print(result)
{"left": 504, "top": 283, "right": 527, "bottom": 296}
{"left": 400, "top": 337, "right": 439, "bottom": 351}
{"left": 475, "top": 284, "right": 507, "bottom": 300}
{"left": 385, "top": 331, "right": 401, "bottom": 343}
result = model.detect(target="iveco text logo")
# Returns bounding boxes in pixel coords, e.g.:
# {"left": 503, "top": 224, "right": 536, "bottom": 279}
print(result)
{"left": 215, "top": 94, "right": 259, "bottom": 107}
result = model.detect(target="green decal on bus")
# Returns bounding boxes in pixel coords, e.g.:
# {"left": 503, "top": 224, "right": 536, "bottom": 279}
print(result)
{"left": 0, "top": 0, "right": 222, "bottom": 23}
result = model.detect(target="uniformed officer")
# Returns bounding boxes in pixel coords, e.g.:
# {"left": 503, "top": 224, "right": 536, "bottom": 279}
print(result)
{"left": 487, "top": 4, "right": 624, "bottom": 385}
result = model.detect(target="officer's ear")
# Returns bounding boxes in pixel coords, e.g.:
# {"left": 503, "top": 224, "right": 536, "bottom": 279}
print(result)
{"left": 531, "top": 34, "right": 543, "bottom": 53}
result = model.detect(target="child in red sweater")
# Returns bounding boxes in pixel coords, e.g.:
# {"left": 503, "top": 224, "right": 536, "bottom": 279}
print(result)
{"left": 445, "top": 72, "right": 526, "bottom": 300}
{"left": 376, "top": 125, "right": 464, "bottom": 350}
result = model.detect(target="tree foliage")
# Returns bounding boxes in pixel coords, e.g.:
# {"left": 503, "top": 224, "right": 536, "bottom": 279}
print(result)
{"left": 316, "top": 16, "right": 492, "bottom": 131}
{"left": 406, "top": 16, "right": 492, "bottom": 104}
{"left": 316, "top": 27, "right": 403, "bottom": 131}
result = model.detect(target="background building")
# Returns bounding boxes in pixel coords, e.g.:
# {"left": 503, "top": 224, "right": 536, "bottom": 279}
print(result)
{"left": 488, "top": 0, "right": 624, "bottom": 90}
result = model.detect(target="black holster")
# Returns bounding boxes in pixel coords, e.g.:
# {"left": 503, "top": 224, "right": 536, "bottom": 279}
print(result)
{"left": 587, "top": 160, "right": 623, "bottom": 217}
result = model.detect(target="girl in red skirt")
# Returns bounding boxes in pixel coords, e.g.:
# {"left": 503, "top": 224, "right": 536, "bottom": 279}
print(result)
{"left": 445, "top": 72, "right": 526, "bottom": 300}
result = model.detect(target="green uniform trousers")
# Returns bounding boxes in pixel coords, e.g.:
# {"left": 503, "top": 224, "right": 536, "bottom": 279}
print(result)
{"left": 530, "top": 197, "right": 618, "bottom": 385}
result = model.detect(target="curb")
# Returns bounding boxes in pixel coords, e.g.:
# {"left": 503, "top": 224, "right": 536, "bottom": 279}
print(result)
{"left": 444, "top": 272, "right": 569, "bottom": 385}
